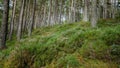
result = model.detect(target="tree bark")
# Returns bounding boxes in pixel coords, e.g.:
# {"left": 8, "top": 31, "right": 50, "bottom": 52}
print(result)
{"left": 28, "top": 0, "right": 36, "bottom": 36}
{"left": 91, "top": 0, "right": 97, "bottom": 27}
{"left": 0, "top": 0, "right": 9, "bottom": 49}
{"left": 17, "top": 0, "right": 26, "bottom": 41}
{"left": 83, "top": 0, "right": 89, "bottom": 22}
{"left": 9, "top": 0, "right": 16, "bottom": 40}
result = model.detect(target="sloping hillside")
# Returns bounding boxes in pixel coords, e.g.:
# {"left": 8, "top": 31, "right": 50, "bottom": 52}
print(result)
{"left": 0, "top": 21, "right": 120, "bottom": 68}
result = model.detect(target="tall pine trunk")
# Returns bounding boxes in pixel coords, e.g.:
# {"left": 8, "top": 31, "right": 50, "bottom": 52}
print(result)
{"left": 83, "top": 0, "right": 89, "bottom": 22}
{"left": 17, "top": 0, "right": 26, "bottom": 41}
{"left": 9, "top": 0, "right": 16, "bottom": 40}
{"left": 91, "top": 0, "right": 97, "bottom": 27}
{"left": 0, "top": 0, "right": 9, "bottom": 49}
{"left": 28, "top": 0, "right": 36, "bottom": 36}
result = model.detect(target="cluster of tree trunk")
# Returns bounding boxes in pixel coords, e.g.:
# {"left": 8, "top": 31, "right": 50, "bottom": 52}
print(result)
{"left": 0, "top": 0, "right": 120, "bottom": 49}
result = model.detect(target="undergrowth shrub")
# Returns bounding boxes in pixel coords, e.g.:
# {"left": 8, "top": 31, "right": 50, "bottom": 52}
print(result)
{"left": 101, "top": 26, "right": 120, "bottom": 45}
{"left": 98, "top": 19, "right": 120, "bottom": 27}
{"left": 3, "top": 44, "right": 59, "bottom": 68}
{"left": 83, "top": 29, "right": 101, "bottom": 40}
{"left": 111, "top": 45, "right": 120, "bottom": 57}
{"left": 56, "top": 54, "right": 80, "bottom": 68}
{"left": 3, "top": 47, "right": 36, "bottom": 68}
{"left": 110, "top": 44, "right": 120, "bottom": 63}
{"left": 79, "top": 40, "right": 110, "bottom": 60}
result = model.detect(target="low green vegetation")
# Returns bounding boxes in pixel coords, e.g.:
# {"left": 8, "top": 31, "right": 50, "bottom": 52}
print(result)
{"left": 0, "top": 19, "right": 120, "bottom": 68}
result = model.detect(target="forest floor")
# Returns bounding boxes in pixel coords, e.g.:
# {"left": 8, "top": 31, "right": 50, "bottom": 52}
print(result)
{"left": 0, "top": 19, "right": 120, "bottom": 68}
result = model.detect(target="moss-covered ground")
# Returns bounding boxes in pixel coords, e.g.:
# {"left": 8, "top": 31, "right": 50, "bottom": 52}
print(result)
{"left": 0, "top": 19, "right": 120, "bottom": 68}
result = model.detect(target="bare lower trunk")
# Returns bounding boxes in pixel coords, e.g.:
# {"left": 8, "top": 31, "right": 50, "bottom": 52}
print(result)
{"left": 0, "top": 0, "right": 9, "bottom": 49}
{"left": 17, "top": 0, "right": 26, "bottom": 41}
{"left": 28, "top": 0, "right": 36, "bottom": 36}
{"left": 83, "top": 0, "right": 89, "bottom": 22}
{"left": 91, "top": 0, "right": 97, "bottom": 27}
{"left": 9, "top": 0, "right": 16, "bottom": 40}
